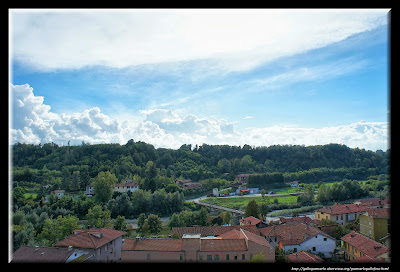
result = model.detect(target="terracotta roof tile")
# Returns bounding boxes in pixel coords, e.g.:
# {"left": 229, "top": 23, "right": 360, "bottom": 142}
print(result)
{"left": 364, "top": 207, "right": 390, "bottom": 218}
{"left": 171, "top": 225, "right": 260, "bottom": 238}
{"left": 201, "top": 239, "right": 247, "bottom": 251}
{"left": 318, "top": 204, "right": 366, "bottom": 215}
{"left": 341, "top": 232, "right": 390, "bottom": 258}
{"left": 54, "top": 228, "right": 125, "bottom": 249}
{"left": 287, "top": 251, "right": 324, "bottom": 263}
{"left": 122, "top": 238, "right": 182, "bottom": 251}
{"left": 12, "top": 246, "right": 74, "bottom": 263}
{"left": 240, "top": 216, "right": 262, "bottom": 226}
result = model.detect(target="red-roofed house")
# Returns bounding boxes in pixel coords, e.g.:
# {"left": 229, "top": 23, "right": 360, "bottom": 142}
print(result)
{"left": 315, "top": 203, "right": 366, "bottom": 225}
{"left": 122, "top": 229, "right": 275, "bottom": 262}
{"left": 240, "top": 216, "right": 268, "bottom": 228}
{"left": 259, "top": 222, "right": 336, "bottom": 258}
{"left": 54, "top": 228, "right": 125, "bottom": 262}
{"left": 341, "top": 232, "right": 390, "bottom": 262}
{"left": 12, "top": 246, "right": 90, "bottom": 263}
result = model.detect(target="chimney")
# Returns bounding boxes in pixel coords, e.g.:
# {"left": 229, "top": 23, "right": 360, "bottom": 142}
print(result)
{"left": 35, "top": 246, "right": 39, "bottom": 252}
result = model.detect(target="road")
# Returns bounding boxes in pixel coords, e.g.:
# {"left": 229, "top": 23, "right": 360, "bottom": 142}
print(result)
{"left": 188, "top": 191, "right": 311, "bottom": 222}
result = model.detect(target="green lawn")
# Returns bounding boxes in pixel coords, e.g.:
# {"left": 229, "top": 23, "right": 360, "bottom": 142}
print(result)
{"left": 201, "top": 194, "right": 298, "bottom": 211}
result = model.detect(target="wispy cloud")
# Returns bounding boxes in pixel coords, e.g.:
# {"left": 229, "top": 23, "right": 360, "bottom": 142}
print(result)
{"left": 10, "top": 9, "right": 388, "bottom": 72}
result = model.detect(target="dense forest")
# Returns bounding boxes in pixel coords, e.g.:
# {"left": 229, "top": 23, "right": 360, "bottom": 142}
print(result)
{"left": 12, "top": 140, "right": 389, "bottom": 190}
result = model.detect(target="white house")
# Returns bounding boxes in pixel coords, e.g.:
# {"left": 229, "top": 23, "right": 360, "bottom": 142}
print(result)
{"left": 259, "top": 222, "right": 336, "bottom": 258}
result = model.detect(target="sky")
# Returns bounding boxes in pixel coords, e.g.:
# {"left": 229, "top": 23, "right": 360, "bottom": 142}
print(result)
{"left": 9, "top": 9, "right": 390, "bottom": 151}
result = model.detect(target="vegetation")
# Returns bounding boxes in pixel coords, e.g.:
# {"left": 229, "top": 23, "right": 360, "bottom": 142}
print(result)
{"left": 10, "top": 141, "right": 389, "bottom": 251}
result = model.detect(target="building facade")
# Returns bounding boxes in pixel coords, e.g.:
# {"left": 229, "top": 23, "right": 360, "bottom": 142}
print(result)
{"left": 122, "top": 229, "right": 275, "bottom": 263}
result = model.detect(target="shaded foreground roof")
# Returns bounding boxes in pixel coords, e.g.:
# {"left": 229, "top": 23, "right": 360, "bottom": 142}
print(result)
{"left": 12, "top": 246, "right": 75, "bottom": 263}
{"left": 287, "top": 251, "right": 324, "bottom": 263}
{"left": 54, "top": 228, "right": 125, "bottom": 249}
{"left": 122, "top": 238, "right": 183, "bottom": 251}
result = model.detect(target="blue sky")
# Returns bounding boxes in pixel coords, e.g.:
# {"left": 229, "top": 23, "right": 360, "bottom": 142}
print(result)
{"left": 9, "top": 9, "right": 390, "bottom": 151}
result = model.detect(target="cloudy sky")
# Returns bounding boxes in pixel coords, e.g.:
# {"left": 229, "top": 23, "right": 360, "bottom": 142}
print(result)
{"left": 9, "top": 9, "right": 390, "bottom": 151}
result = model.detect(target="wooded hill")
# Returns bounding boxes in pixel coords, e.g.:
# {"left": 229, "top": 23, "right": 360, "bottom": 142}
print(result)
{"left": 11, "top": 141, "right": 389, "bottom": 191}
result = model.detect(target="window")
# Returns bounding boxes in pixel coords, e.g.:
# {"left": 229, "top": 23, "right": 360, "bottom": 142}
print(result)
{"left": 324, "top": 238, "right": 327, "bottom": 241}
{"left": 199, "top": 254, "right": 203, "bottom": 261}
{"left": 293, "top": 248, "right": 297, "bottom": 252}
{"left": 242, "top": 254, "right": 246, "bottom": 260}
{"left": 207, "top": 255, "right": 212, "bottom": 261}
{"left": 180, "top": 254, "right": 183, "bottom": 261}
{"left": 147, "top": 254, "right": 150, "bottom": 260}
{"left": 234, "top": 254, "right": 238, "bottom": 260}
{"left": 226, "top": 254, "right": 229, "bottom": 260}
{"left": 312, "top": 247, "right": 316, "bottom": 251}
{"left": 215, "top": 254, "right": 219, "bottom": 260}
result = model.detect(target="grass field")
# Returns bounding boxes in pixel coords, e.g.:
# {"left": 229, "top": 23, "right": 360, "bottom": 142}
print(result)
{"left": 201, "top": 194, "right": 299, "bottom": 211}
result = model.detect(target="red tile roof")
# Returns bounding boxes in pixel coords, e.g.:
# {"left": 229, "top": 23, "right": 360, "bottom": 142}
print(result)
{"left": 201, "top": 239, "right": 247, "bottom": 251}
{"left": 171, "top": 225, "right": 259, "bottom": 238}
{"left": 341, "top": 232, "right": 390, "bottom": 258}
{"left": 12, "top": 246, "right": 74, "bottom": 263}
{"left": 317, "top": 203, "right": 366, "bottom": 215}
{"left": 241, "top": 229, "right": 274, "bottom": 249}
{"left": 122, "top": 238, "right": 183, "bottom": 251}
{"left": 54, "top": 228, "right": 125, "bottom": 249}
{"left": 363, "top": 207, "right": 390, "bottom": 219}
{"left": 260, "top": 222, "right": 333, "bottom": 246}
{"left": 287, "top": 251, "right": 324, "bottom": 263}
{"left": 240, "top": 216, "right": 262, "bottom": 226}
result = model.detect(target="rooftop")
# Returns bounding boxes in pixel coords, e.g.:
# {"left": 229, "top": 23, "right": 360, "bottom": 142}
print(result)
{"left": 54, "top": 228, "right": 125, "bottom": 249}
{"left": 341, "top": 232, "right": 390, "bottom": 258}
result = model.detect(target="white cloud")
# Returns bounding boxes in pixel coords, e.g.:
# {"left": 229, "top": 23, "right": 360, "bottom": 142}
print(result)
{"left": 10, "top": 9, "right": 389, "bottom": 72}
{"left": 10, "top": 83, "right": 388, "bottom": 151}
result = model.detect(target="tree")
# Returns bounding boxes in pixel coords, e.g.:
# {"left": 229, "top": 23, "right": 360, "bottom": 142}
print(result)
{"left": 93, "top": 171, "right": 117, "bottom": 203}
{"left": 168, "top": 213, "right": 182, "bottom": 229}
{"left": 244, "top": 200, "right": 260, "bottom": 219}
{"left": 86, "top": 205, "right": 112, "bottom": 228}
{"left": 144, "top": 161, "right": 157, "bottom": 192}
{"left": 114, "top": 215, "right": 128, "bottom": 232}
{"left": 147, "top": 214, "right": 163, "bottom": 235}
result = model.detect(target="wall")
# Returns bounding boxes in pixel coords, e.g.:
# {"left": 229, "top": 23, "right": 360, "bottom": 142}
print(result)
{"left": 283, "top": 234, "right": 335, "bottom": 258}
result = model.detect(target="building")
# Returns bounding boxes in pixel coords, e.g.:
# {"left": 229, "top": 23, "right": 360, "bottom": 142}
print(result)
{"left": 52, "top": 190, "right": 65, "bottom": 198}
{"left": 121, "top": 228, "right": 275, "bottom": 263}
{"left": 85, "top": 183, "right": 94, "bottom": 196}
{"left": 114, "top": 179, "right": 139, "bottom": 194}
{"left": 354, "top": 198, "right": 390, "bottom": 209}
{"left": 240, "top": 216, "right": 268, "bottom": 228}
{"left": 259, "top": 222, "right": 336, "bottom": 258}
{"left": 359, "top": 207, "right": 390, "bottom": 242}
{"left": 286, "top": 250, "right": 324, "bottom": 263}
{"left": 341, "top": 232, "right": 390, "bottom": 262}
{"left": 176, "top": 179, "right": 202, "bottom": 190}
{"left": 286, "top": 181, "right": 300, "bottom": 188}
{"left": 171, "top": 225, "right": 260, "bottom": 239}
{"left": 54, "top": 228, "right": 125, "bottom": 262}
{"left": 12, "top": 246, "right": 89, "bottom": 263}
{"left": 315, "top": 203, "right": 366, "bottom": 225}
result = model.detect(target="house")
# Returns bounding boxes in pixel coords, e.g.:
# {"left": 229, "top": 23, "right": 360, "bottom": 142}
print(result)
{"left": 53, "top": 228, "right": 125, "bottom": 262}
{"left": 121, "top": 229, "right": 275, "bottom": 262}
{"left": 315, "top": 203, "right": 366, "bottom": 225}
{"left": 176, "top": 179, "right": 202, "bottom": 190}
{"left": 259, "top": 222, "right": 336, "bottom": 258}
{"left": 114, "top": 179, "right": 139, "bottom": 194}
{"left": 85, "top": 183, "right": 94, "bottom": 196}
{"left": 354, "top": 198, "right": 390, "bottom": 208}
{"left": 52, "top": 190, "right": 65, "bottom": 198}
{"left": 359, "top": 207, "right": 390, "bottom": 243}
{"left": 11, "top": 246, "right": 90, "bottom": 263}
{"left": 341, "top": 232, "right": 390, "bottom": 262}
{"left": 236, "top": 174, "right": 252, "bottom": 184}
{"left": 286, "top": 181, "right": 300, "bottom": 188}
{"left": 240, "top": 216, "right": 268, "bottom": 228}
{"left": 286, "top": 250, "right": 324, "bottom": 263}
{"left": 280, "top": 216, "right": 315, "bottom": 225}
